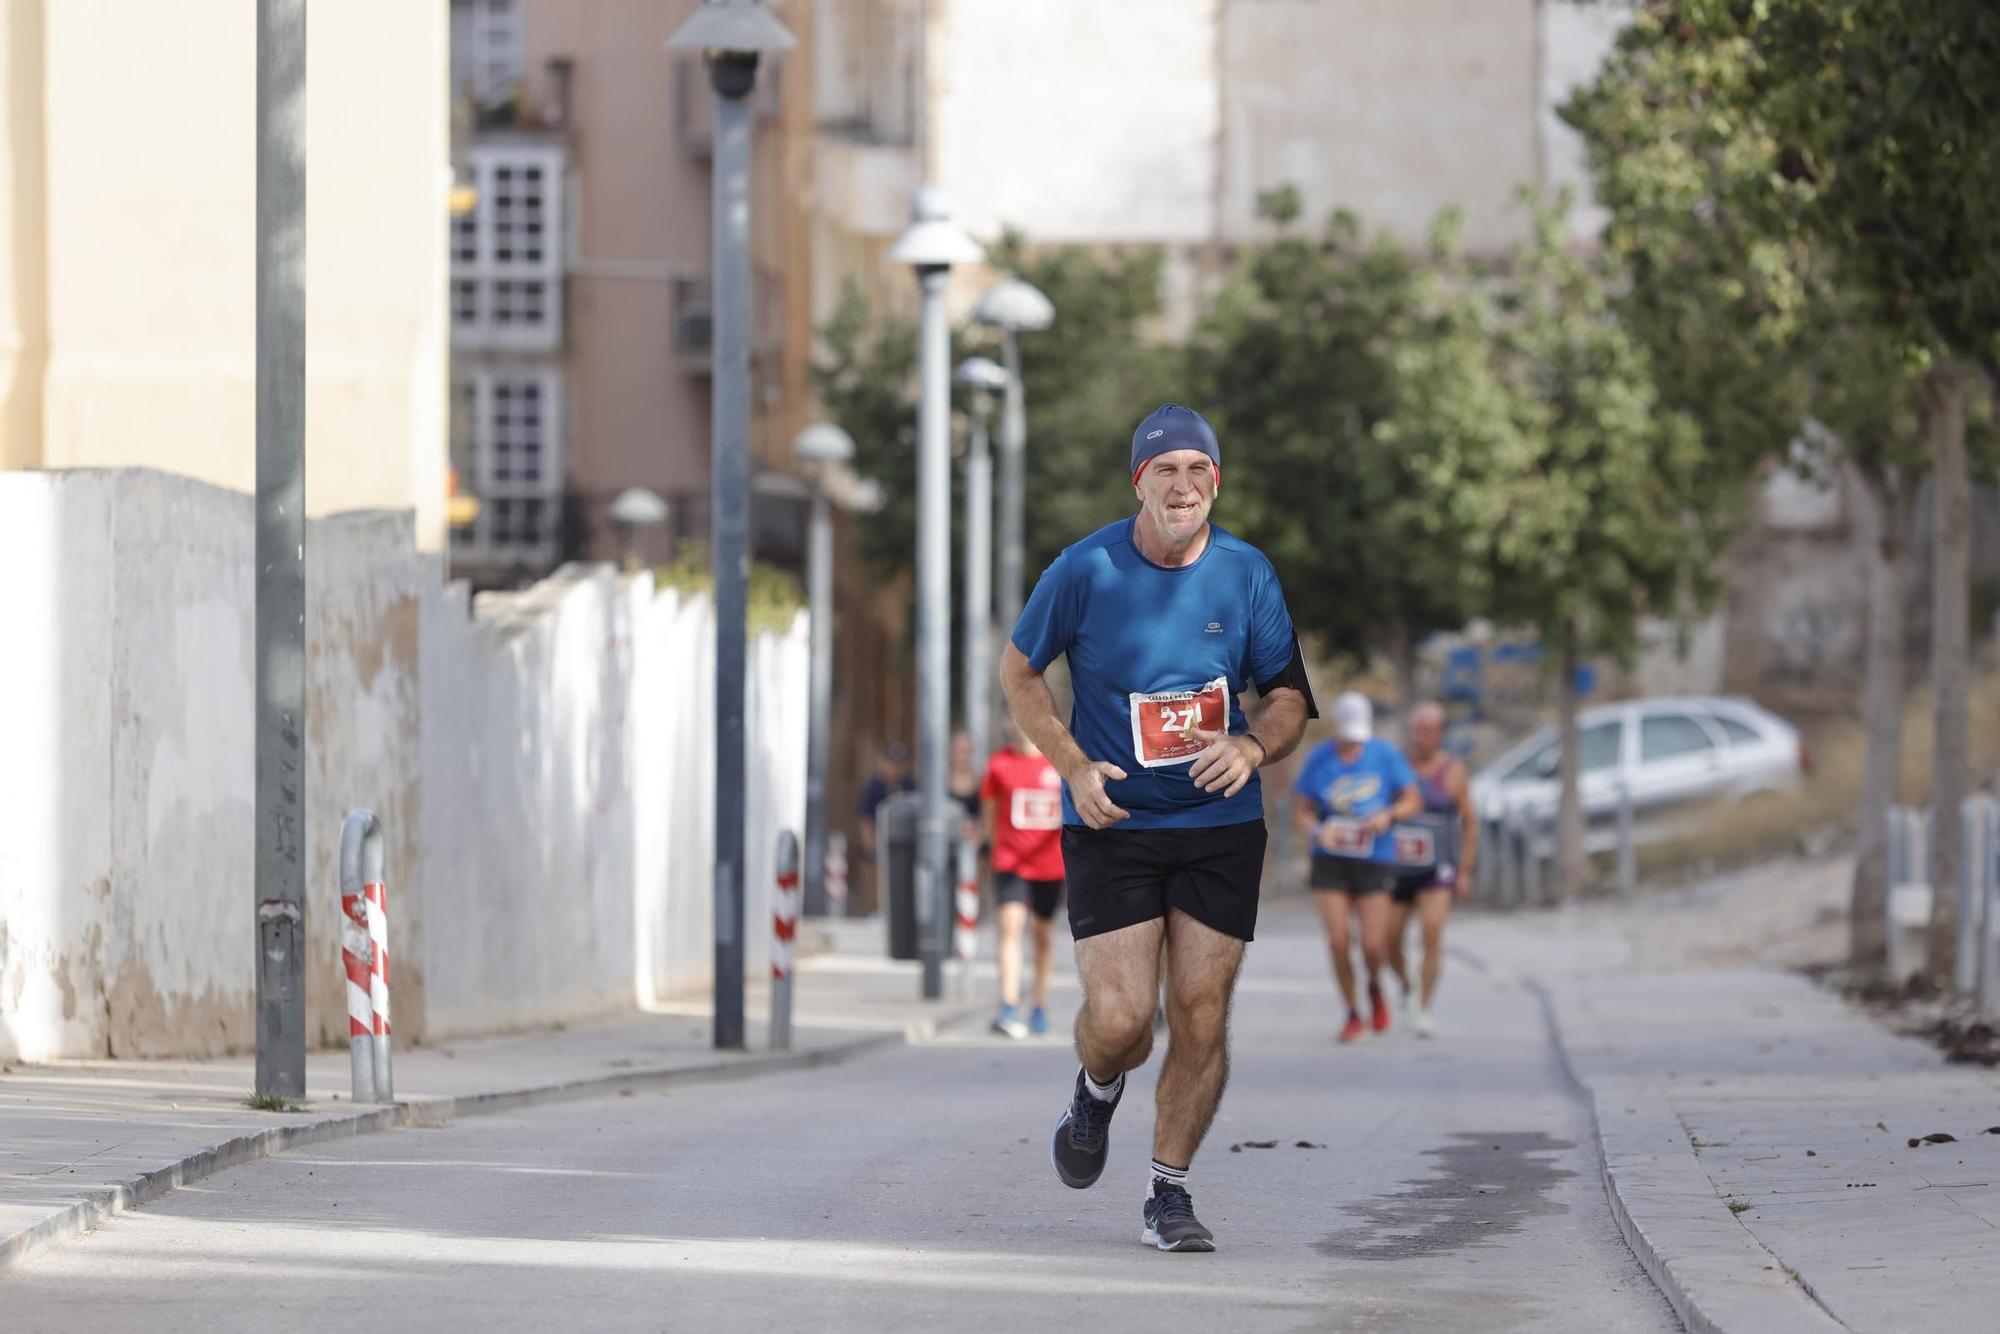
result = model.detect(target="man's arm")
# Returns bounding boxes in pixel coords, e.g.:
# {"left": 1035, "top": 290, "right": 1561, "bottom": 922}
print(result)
{"left": 999, "top": 643, "right": 1129, "bottom": 829}
{"left": 1365, "top": 781, "right": 1424, "bottom": 834}
{"left": 1448, "top": 758, "right": 1479, "bottom": 890}
{"left": 1188, "top": 685, "right": 1308, "bottom": 799}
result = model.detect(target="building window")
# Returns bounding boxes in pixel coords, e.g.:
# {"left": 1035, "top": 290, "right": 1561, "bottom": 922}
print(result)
{"left": 452, "top": 143, "right": 566, "bottom": 352}
{"left": 450, "top": 368, "right": 565, "bottom": 571}
{"left": 466, "top": 0, "right": 523, "bottom": 109}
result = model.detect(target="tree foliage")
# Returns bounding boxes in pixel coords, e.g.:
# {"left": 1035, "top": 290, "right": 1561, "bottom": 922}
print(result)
{"left": 1189, "top": 207, "right": 1492, "bottom": 668}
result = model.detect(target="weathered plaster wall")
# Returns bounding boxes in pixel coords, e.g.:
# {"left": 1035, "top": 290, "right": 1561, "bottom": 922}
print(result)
{"left": 0, "top": 470, "right": 806, "bottom": 1061}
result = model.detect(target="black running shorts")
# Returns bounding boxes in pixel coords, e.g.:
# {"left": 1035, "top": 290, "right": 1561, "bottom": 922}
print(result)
{"left": 994, "top": 871, "right": 1064, "bottom": 921}
{"left": 1060, "top": 820, "right": 1266, "bottom": 943}
{"left": 1309, "top": 857, "right": 1399, "bottom": 896}
{"left": 1390, "top": 870, "right": 1451, "bottom": 904}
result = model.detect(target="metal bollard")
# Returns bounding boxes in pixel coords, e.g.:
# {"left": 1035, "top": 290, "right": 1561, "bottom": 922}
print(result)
{"left": 771, "top": 830, "right": 800, "bottom": 1052}
{"left": 1956, "top": 798, "right": 1984, "bottom": 997}
{"left": 1979, "top": 798, "right": 2000, "bottom": 1017}
{"left": 953, "top": 838, "right": 980, "bottom": 997}
{"left": 825, "top": 830, "right": 849, "bottom": 914}
{"left": 1499, "top": 810, "right": 1523, "bottom": 906}
{"left": 1522, "top": 814, "right": 1544, "bottom": 905}
{"left": 1615, "top": 780, "right": 1636, "bottom": 897}
{"left": 339, "top": 811, "right": 392, "bottom": 1103}
{"left": 1476, "top": 813, "right": 1501, "bottom": 902}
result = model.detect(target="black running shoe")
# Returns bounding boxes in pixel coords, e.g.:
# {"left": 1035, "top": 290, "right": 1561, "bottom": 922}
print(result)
{"left": 1051, "top": 1068, "right": 1120, "bottom": 1189}
{"left": 1142, "top": 1181, "right": 1215, "bottom": 1252}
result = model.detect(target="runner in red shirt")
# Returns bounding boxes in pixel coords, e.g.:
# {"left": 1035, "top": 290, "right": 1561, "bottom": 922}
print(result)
{"left": 980, "top": 723, "right": 1066, "bottom": 1039}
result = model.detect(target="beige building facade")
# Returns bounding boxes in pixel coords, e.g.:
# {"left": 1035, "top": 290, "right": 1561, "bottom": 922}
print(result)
{"left": 0, "top": 0, "right": 452, "bottom": 549}
{"left": 449, "top": 0, "right": 817, "bottom": 582}
{"left": 811, "top": 0, "right": 1628, "bottom": 332}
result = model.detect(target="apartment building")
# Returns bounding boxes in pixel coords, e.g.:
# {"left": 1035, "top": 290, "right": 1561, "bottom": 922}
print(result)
{"left": 448, "top": 0, "right": 816, "bottom": 586}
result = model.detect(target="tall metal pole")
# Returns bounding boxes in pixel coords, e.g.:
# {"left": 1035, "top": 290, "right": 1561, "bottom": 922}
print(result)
{"left": 961, "top": 406, "right": 994, "bottom": 775}
{"left": 801, "top": 480, "right": 834, "bottom": 918}
{"left": 995, "top": 331, "right": 1027, "bottom": 642}
{"left": 709, "top": 55, "right": 758, "bottom": 1050}
{"left": 915, "top": 265, "right": 952, "bottom": 1000}
{"left": 254, "top": 0, "right": 308, "bottom": 1102}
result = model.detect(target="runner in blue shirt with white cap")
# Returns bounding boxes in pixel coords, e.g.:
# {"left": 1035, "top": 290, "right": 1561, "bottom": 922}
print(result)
{"left": 1000, "top": 403, "right": 1318, "bottom": 1253}
{"left": 1292, "top": 691, "right": 1424, "bottom": 1043}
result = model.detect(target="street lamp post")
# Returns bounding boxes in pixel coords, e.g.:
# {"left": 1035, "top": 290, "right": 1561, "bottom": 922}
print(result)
{"left": 667, "top": 0, "right": 795, "bottom": 1051}
{"left": 971, "top": 280, "right": 1054, "bottom": 647}
{"left": 793, "top": 422, "right": 856, "bottom": 921}
{"left": 253, "top": 0, "right": 309, "bottom": 1102}
{"left": 889, "top": 188, "right": 983, "bottom": 1001}
{"left": 956, "top": 356, "right": 1009, "bottom": 776}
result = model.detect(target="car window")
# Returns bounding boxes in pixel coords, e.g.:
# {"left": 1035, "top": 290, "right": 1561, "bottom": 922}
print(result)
{"left": 1579, "top": 721, "right": 1622, "bottom": 773}
{"left": 1501, "top": 722, "right": 1619, "bottom": 781}
{"left": 1713, "top": 714, "right": 1760, "bottom": 745}
{"left": 1641, "top": 714, "right": 1716, "bottom": 762}
{"left": 1502, "top": 738, "right": 1556, "bottom": 782}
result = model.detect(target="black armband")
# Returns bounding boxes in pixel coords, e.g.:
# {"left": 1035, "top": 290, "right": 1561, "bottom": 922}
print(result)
{"left": 1255, "top": 634, "right": 1320, "bottom": 718}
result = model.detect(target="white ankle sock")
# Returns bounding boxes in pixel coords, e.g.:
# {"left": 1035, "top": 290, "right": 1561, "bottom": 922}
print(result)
{"left": 1151, "top": 1159, "right": 1189, "bottom": 1195}
{"left": 1083, "top": 1069, "right": 1123, "bottom": 1102}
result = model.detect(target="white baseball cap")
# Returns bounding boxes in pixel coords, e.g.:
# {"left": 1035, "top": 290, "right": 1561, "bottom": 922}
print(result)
{"left": 1332, "top": 691, "right": 1373, "bottom": 743}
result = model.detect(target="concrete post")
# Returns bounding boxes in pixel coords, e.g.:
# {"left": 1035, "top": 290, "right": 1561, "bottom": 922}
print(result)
{"left": 254, "top": 0, "right": 309, "bottom": 1103}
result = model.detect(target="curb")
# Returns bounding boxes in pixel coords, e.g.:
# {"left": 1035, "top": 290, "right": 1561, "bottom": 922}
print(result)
{"left": 0, "top": 1004, "right": 978, "bottom": 1274}
{"left": 1526, "top": 979, "right": 1843, "bottom": 1334}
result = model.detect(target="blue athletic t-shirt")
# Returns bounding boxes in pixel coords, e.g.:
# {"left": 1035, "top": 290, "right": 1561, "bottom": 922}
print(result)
{"left": 1011, "top": 517, "right": 1299, "bottom": 830}
{"left": 1293, "top": 737, "right": 1417, "bottom": 862}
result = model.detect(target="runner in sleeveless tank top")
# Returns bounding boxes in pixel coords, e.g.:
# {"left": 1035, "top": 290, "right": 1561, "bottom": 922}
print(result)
{"left": 1385, "top": 701, "right": 1480, "bottom": 1038}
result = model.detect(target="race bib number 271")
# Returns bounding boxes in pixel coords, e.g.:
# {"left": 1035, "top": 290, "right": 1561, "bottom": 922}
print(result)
{"left": 1128, "top": 677, "right": 1230, "bottom": 769}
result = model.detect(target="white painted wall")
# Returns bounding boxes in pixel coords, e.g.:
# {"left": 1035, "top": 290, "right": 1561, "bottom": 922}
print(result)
{"left": 0, "top": 470, "right": 807, "bottom": 1061}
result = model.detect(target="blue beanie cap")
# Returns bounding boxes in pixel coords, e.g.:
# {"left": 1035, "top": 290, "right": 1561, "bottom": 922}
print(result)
{"left": 1130, "top": 403, "right": 1221, "bottom": 480}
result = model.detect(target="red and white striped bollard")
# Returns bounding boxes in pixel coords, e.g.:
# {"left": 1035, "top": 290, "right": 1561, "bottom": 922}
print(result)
{"left": 953, "top": 837, "right": 980, "bottom": 996}
{"left": 339, "top": 810, "right": 393, "bottom": 1102}
{"left": 771, "top": 829, "right": 800, "bottom": 1051}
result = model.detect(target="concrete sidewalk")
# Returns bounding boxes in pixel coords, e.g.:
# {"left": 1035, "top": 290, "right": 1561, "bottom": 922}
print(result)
{"left": 1461, "top": 857, "right": 2000, "bottom": 1334}
{"left": 0, "top": 919, "right": 983, "bottom": 1271}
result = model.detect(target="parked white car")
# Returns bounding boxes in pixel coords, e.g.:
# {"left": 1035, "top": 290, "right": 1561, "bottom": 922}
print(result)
{"left": 1469, "top": 696, "right": 1807, "bottom": 850}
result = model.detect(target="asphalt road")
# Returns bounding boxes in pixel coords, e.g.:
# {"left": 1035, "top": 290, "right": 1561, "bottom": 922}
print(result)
{"left": 0, "top": 906, "right": 1675, "bottom": 1333}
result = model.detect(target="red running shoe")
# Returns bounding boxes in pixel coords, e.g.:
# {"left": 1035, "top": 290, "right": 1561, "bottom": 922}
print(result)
{"left": 1339, "top": 1013, "right": 1366, "bottom": 1043}
{"left": 1369, "top": 984, "right": 1392, "bottom": 1033}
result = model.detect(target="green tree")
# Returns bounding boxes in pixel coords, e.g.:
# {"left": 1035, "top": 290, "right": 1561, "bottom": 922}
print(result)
{"left": 811, "top": 243, "right": 1174, "bottom": 587}
{"left": 1481, "top": 199, "right": 1732, "bottom": 896}
{"left": 1753, "top": 0, "right": 2000, "bottom": 979}
{"left": 1188, "top": 205, "right": 1492, "bottom": 683}
{"left": 809, "top": 278, "right": 919, "bottom": 576}
{"left": 972, "top": 234, "right": 1178, "bottom": 576}
{"left": 1563, "top": 0, "right": 1928, "bottom": 961}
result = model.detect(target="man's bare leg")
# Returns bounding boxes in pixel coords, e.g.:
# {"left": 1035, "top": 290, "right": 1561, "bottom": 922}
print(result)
{"left": 996, "top": 902, "right": 1029, "bottom": 1007}
{"left": 1073, "top": 918, "right": 1165, "bottom": 1081}
{"left": 1384, "top": 898, "right": 1414, "bottom": 997}
{"left": 1313, "top": 890, "right": 1359, "bottom": 1012}
{"left": 1417, "top": 889, "right": 1450, "bottom": 1008}
{"left": 1030, "top": 914, "right": 1056, "bottom": 1011}
{"left": 1152, "top": 910, "right": 1245, "bottom": 1169}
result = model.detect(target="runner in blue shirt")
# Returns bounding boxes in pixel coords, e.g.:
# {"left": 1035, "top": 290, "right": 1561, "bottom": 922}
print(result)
{"left": 1001, "top": 403, "right": 1318, "bottom": 1253}
{"left": 1292, "top": 691, "right": 1423, "bottom": 1043}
